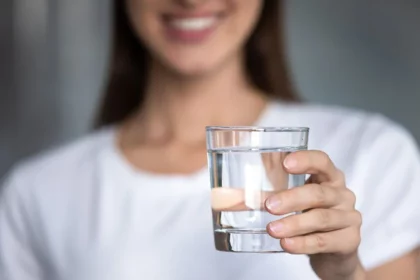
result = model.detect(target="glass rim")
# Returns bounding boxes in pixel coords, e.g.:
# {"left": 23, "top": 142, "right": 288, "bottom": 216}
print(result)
{"left": 206, "top": 126, "right": 309, "bottom": 132}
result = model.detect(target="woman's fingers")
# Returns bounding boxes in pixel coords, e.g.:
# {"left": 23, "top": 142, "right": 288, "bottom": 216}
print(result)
{"left": 267, "top": 209, "right": 362, "bottom": 238}
{"left": 265, "top": 184, "right": 356, "bottom": 215}
{"left": 284, "top": 150, "right": 345, "bottom": 186}
{"left": 210, "top": 183, "right": 356, "bottom": 212}
{"left": 211, "top": 188, "right": 276, "bottom": 211}
{"left": 279, "top": 227, "right": 362, "bottom": 255}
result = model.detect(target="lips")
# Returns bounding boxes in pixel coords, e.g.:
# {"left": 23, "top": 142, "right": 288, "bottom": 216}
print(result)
{"left": 163, "top": 13, "right": 221, "bottom": 43}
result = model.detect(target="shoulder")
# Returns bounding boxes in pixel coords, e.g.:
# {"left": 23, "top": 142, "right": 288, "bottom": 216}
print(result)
{"left": 1, "top": 128, "right": 115, "bottom": 198}
{"left": 270, "top": 101, "right": 376, "bottom": 129}
{"left": 270, "top": 101, "right": 416, "bottom": 150}
{"left": 269, "top": 101, "right": 419, "bottom": 185}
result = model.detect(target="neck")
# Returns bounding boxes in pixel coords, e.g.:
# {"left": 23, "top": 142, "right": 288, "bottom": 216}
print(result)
{"left": 129, "top": 55, "right": 268, "bottom": 145}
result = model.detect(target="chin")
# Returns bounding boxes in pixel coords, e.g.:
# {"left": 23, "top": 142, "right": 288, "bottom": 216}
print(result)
{"left": 167, "top": 60, "right": 220, "bottom": 78}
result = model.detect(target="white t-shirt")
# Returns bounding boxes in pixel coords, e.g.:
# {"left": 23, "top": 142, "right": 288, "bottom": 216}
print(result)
{"left": 1, "top": 102, "right": 420, "bottom": 280}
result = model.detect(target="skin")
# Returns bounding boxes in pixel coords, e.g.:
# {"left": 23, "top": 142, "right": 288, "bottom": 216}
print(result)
{"left": 120, "top": 0, "right": 419, "bottom": 279}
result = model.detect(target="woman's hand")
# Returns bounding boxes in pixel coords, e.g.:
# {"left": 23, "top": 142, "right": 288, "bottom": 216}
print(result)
{"left": 265, "top": 151, "right": 366, "bottom": 280}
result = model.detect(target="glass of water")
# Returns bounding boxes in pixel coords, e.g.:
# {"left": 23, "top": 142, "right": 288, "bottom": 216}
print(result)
{"left": 206, "top": 126, "right": 309, "bottom": 253}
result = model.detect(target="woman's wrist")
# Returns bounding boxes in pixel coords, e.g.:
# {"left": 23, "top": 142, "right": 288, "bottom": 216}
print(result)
{"left": 310, "top": 252, "right": 366, "bottom": 280}
{"left": 338, "top": 256, "right": 366, "bottom": 280}
{"left": 352, "top": 262, "right": 367, "bottom": 280}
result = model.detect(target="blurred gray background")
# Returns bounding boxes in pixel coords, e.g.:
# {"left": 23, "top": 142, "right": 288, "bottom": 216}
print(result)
{"left": 1, "top": 0, "right": 420, "bottom": 176}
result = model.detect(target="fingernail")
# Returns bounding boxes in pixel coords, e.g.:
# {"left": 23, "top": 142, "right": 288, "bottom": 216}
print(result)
{"left": 268, "top": 222, "right": 284, "bottom": 233}
{"left": 284, "top": 157, "right": 298, "bottom": 170}
{"left": 265, "top": 197, "right": 281, "bottom": 212}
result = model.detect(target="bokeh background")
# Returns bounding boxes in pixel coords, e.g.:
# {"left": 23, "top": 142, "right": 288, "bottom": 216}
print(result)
{"left": 1, "top": 0, "right": 420, "bottom": 178}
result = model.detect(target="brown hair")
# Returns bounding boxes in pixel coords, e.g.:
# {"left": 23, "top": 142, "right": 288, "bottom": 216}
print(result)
{"left": 96, "top": 0, "right": 298, "bottom": 127}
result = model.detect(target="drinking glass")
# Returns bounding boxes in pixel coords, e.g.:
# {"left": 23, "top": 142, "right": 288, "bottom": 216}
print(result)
{"left": 206, "top": 126, "right": 309, "bottom": 253}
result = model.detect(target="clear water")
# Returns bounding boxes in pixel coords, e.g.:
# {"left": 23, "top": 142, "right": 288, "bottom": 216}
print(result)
{"left": 208, "top": 148, "right": 306, "bottom": 252}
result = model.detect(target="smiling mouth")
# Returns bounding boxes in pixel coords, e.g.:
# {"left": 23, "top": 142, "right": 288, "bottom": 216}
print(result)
{"left": 168, "top": 17, "right": 218, "bottom": 31}
{"left": 163, "top": 13, "right": 222, "bottom": 43}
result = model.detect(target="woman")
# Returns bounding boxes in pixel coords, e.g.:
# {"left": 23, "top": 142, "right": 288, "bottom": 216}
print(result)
{"left": 1, "top": 0, "right": 419, "bottom": 279}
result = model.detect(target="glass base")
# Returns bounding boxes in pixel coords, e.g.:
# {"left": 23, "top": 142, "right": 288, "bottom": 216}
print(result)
{"left": 214, "top": 229, "right": 285, "bottom": 253}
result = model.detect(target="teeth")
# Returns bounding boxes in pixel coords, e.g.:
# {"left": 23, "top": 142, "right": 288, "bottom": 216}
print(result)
{"left": 170, "top": 17, "right": 216, "bottom": 31}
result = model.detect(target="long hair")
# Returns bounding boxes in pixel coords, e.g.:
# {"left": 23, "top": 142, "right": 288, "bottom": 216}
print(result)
{"left": 96, "top": 1, "right": 298, "bottom": 128}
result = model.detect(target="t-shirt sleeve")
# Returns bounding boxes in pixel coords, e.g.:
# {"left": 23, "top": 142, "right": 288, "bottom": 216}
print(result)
{"left": 355, "top": 123, "right": 420, "bottom": 270}
{"left": 0, "top": 169, "right": 43, "bottom": 280}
